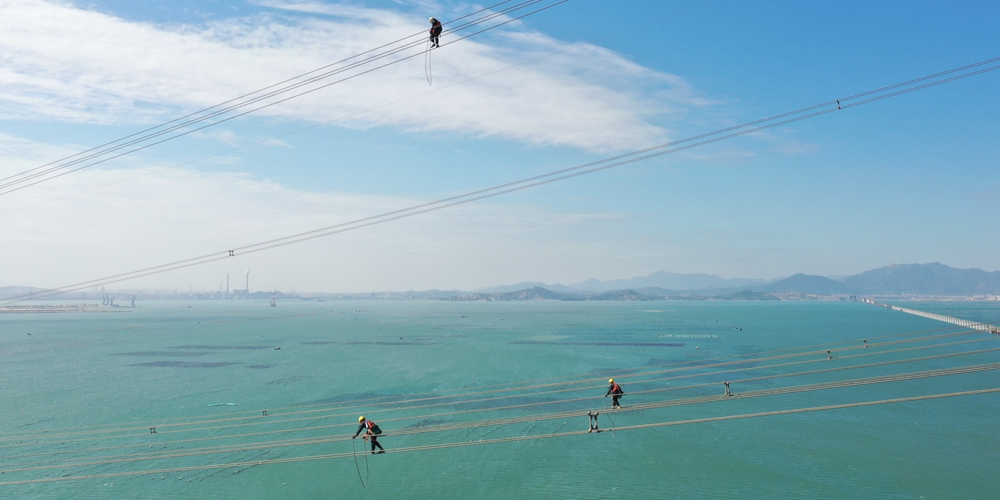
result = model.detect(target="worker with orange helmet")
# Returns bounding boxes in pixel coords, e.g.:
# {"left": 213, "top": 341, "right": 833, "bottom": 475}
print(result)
{"left": 605, "top": 378, "right": 624, "bottom": 409}
{"left": 353, "top": 416, "right": 385, "bottom": 454}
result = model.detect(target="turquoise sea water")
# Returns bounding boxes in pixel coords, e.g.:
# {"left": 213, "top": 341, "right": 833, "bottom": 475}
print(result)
{"left": 2, "top": 300, "right": 999, "bottom": 499}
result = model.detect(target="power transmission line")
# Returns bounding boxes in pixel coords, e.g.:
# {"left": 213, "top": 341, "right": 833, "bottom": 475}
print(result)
{"left": 3, "top": 56, "right": 997, "bottom": 306}
{"left": 0, "top": 0, "right": 536, "bottom": 189}
{"left": 3, "top": 377, "right": 998, "bottom": 485}
{"left": 0, "top": 0, "right": 520, "bottom": 188}
{"left": 4, "top": 327, "right": 993, "bottom": 449}
{"left": 0, "top": 0, "right": 570, "bottom": 197}
{"left": 0, "top": 0, "right": 735, "bottom": 218}
{"left": 0, "top": 323, "right": 966, "bottom": 450}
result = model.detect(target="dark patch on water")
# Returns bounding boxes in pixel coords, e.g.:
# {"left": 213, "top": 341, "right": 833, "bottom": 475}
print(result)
{"left": 406, "top": 418, "right": 450, "bottom": 428}
{"left": 207, "top": 314, "right": 314, "bottom": 324}
{"left": 302, "top": 391, "right": 400, "bottom": 406}
{"left": 398, "top": 334, "right": 471, "bottom": 339}
{"left": 435, "top": 325, "right": 501, "bottom": 331}
{"left": 129, "top": 361, "right": 239, "bottom": 368}
{"left": 16, "top": 416, "right": 56, "bottom": 428}
{"left": 266, "top": 375, "right": 314, "bottom": 385}
{"left": 347, "top": 341, "right": 436, "bottom": 346}
{"left": 302, "top": 341, "right": 435, "bottom": 346}
{"left": 511, "top": 341, "right": 684, "bottom": 347}
{"left": 169, "top": 345, "right": 277, "bottom": 350}
{"left": 555, "top": 328, "right": 664, "bottom": 336}
{"left": 656, "top": 325, "right": 734, "bottom": 332}
{"left": 247, "top": 364, "right": 276, "bottom": 369}
{"left": 643, "top": 358, "right": 692, "bottom": 367}
{"left": 111, "top": 351, "right": 212, "bottom": 357}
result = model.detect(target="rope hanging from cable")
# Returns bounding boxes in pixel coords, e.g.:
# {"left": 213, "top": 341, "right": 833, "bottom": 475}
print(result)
{"left": 351, "top": 437, "right": 369, "bottom": 488}
{"left": 425, "top": 40, "right": 434, "bottom": 86}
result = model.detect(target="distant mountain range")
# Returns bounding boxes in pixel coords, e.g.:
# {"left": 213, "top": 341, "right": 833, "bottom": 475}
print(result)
{"left": 842, "top": 263, "right": 1000, "bottom": 295}
{"left": 476, "top": 271, "right": 768, "bottom": 294}
{"left": 759, "top": 274, "right": 855, "bottom": 295}
{"left": 442, "top": 286, "right": 779, "bottom": 302}
{"left": 570, "top": 271, "right": 769, "bottom": 293}
{"left": 474, "top": 263, "right": 1000, "bottom": 298}
{"left": 5, "top": 263, "right": 1000, "bottom": 302}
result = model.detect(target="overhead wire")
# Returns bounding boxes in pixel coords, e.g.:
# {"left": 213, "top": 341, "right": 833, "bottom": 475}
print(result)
{"left": 4, "top": 325, "right": 980, "bottom": 472}
{"left": 0, "top": 0, "right": 569, "bottom": 198}
{"left": 0, "top": 0, "right": 527, "bottom": 187}
{"left": 4, "top": 328, "right": 995, "bottom": 461}
{"left": 7, "top": 385, "right": 997, "bottom": 487}
{"left": 3, "top": 4, "right": 544, "bottom": 196}
{"left": 2, "top": 3, "right": 995, "bottom": 481}
{"left": 3, "top": 56, "right": 998, "bottom": 306}
{"left": 0, "top": 0, "right": 737, "bottom": 219}
{"left": 7, "top": 317, "right": 954, "bottom": 443}
{"left": 0, "top": 322, "right": 988, "bottom": 445}
{"left": 5, "top": 344, "right": 998, "bottom": 476}
{"left": 0, "top": 323, "right": 978, "bottom": 444}
{"left": 0, "top": 0, "right": 521, "bottom": 188}
{"left": 347, "top": 322, "right": 970, "bottom": 402}
{"left": 3, "top": 364, "right": 999, "bottom": 480}
{"left": 11, "top": 360, "right": 1000, "bottom": 472}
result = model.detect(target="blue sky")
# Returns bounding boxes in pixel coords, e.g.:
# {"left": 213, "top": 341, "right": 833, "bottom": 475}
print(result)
{"left": 0, "top": 0, "right": 997, "bottom": 293}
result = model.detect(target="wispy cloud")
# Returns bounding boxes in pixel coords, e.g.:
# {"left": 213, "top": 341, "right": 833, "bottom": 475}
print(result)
{"left": 0, "top": 0, "right": 707, "bottom": 151}
{"left": 189, "top": 129, "right": 243, "bottom": 146}
{"left": 0, "top": 158, "right": 636, "bottom": 292}
{"left": 0, "top": 132, "right": 82, "bottom": 175}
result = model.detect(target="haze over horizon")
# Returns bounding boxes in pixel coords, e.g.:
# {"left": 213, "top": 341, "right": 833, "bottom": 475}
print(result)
{"left": 8, "top": 262, "right": 1000, "bottom": 298}
{"left": 1, "top": 0, "right": 997, "bottom": 295}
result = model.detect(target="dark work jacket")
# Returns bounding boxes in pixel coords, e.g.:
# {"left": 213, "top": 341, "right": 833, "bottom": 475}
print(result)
{"left": 354, "top": 420, "right": 382, "bottom": 438}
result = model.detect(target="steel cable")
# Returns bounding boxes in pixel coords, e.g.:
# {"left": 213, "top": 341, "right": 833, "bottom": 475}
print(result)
{"left": 3, "top": 56, "right": 996, "bottom": 306}
{"left": 4, "top": 334, "right": 995, "bottom": 467}
{"left": 0, "top": 325, "right": 981, "bottom": 446}
{"left": 3, "top": 365, "right": 998, "bottom": 480}
{"left": 0, "top": 0, "right": 568, "bottom": 196}
{"left": 7, "top": 384, "right": 995, "bottom": 487}
{"left": 1, "top": 325, "right": 988, "bottom": 448}
{"left": 0, "top": 0, "right": 738, "bottom": 219}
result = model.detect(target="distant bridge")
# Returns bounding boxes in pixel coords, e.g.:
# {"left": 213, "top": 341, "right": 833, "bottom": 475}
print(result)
{"left": 862, "top": 299, "right": 1000, "bottom": 334}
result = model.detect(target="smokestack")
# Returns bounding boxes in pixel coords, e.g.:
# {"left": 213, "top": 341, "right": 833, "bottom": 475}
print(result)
{"left": 245, "top": 269, "right": 249, "bottom": 293}
{"left": 226, "top": 271, "right": 230, "bottom": 295}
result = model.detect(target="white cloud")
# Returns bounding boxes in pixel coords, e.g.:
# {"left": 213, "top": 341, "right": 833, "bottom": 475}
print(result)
{"left": 0, "top": 132, "right": 83, "bottom": 176}
{"left": 0, "top": 2, "right": 785, "bottom": 293}
{"left": 252, "top": 0, "right": 402, "bottom": 20}
{"left": 189, "top": 129, "right": 243, "bottom": 146}
{"left": 0, "top": 132, "right": 59, "bottom": 160}
{"left": 0, "top": 136, "right": 642, "bottom": 292}
{"left": 0, "top": 0, "right": 706, "bottom": 151}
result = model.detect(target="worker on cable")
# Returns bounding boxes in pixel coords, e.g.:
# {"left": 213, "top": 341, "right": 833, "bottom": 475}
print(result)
{"left": 429, "top": 17, "right": 443, "bottom": 48}
{"left": 353, "top": 416, "right": 385, "bottom": 454}
{"left": 605, "top": 378, "right": 624, "bottom": 409}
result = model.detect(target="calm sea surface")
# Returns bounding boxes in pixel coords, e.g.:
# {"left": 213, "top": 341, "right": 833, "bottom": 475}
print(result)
{"left": 2, "top": 300, "right": 999, "bottom": 499}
